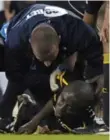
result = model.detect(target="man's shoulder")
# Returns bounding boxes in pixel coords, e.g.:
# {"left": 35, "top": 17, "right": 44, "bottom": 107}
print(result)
{"left": 7, "top": 4, "right": 69, "bottom": 39}
{"left": 8, "top": 4, "right": 69, "bottom": 29}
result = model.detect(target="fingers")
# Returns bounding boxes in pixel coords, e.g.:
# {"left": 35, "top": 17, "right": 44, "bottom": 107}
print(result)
{"left": 100, "top": 29, "right": 108, "bottom": 43}
{"left": 17, "top": 127, "right": 25, "bottom": 134}
{"left": 17, "top": 124, "right": 31, "bottom": 134}
{"left": 95, "top": 76, "right": 104, "bottom": 95}
{"left": 85, "top": 75, "right": 104, "bottom": 96}
{"left": 36, "top": 125, "right": 50, "bottom": 134}
{"left": 50, "top": 83, "right": 59, "bottom": 92}
{"left": 95, "top": 81, "right": 102, "bottom": 94}
{"left": 17, "top": 127, "right": 31, "bottom": 134}
{"left": 85, "top": 75, "right": 100, "bottom": 83}
{"left": 56, "top": 71, "right": 68, "bottom": 86}
{"left": 95, "top": 75, "right": 104, "bottom": 96}
{"left": 100, "top": 24, "right": 109, "bottom": 43}
{"left": 50, "top": 71, "right": 68, "bottom": 92}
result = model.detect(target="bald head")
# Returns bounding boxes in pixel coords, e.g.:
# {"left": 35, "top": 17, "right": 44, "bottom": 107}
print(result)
{"left": 55, "top": 80, "right": 94, "bottom": 117}
{"left": 63, "top": 80, "right": 94, "bottom": 102}
{"left": 30, "top": 23, "right": 60, "bottom": 61}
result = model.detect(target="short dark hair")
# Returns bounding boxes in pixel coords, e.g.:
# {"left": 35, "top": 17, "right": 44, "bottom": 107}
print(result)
{"left": 30, "top": 23, "right": 59, "bottom": 54}
{"left": 62, "top": 80, "right": 94, "bottom": 108}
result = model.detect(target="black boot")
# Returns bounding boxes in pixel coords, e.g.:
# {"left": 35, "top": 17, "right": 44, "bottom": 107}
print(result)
{"left": 0, "top": 117, "right": 14, "bottom": 133}
{"left": 72, "top": 121, "right": 109, "bottom": 134}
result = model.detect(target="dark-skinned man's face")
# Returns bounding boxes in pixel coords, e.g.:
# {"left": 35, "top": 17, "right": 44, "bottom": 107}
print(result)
{"left": 54, "top": 85, "right": 94, "bottom": 118}
{"left": 54, "top": 91, "right": 79, "bottom": 118}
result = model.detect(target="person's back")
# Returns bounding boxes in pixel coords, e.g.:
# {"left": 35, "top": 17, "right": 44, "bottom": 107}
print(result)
{"left": 5, "top": 4, "right": 91, "bottom": 83}
{"left": 35, "top": 1, "right": 86, "bottom": 18}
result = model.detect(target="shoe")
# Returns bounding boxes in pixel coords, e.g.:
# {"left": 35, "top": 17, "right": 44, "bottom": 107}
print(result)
{"left": 0, "top": 117, "right": 14, "bottom": 133}
{"left": 72, "top": 123, "right": 109, "bottom": 134}
{"left": 95, "top": 125, "right": 109, "bottom": 135}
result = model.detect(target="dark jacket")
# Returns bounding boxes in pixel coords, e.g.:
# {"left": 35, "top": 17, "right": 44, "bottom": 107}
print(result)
{"left": 5, "top": 4, "right": 103, "bottom": 87}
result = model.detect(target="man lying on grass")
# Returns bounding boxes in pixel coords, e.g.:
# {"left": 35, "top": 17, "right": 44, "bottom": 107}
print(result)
{"left": 17, "top": 79, "right": 107, "bottom": 134}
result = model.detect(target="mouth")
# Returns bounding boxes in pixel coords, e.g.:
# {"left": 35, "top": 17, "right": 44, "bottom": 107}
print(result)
{"left": 66, "top": 109, "right": 76, "bottom": 116}
{"left": 54, "top": 109, "right": 61, "bottom": 118}
{"left": 55, "top": 109, "right": 72, "bottom": 118}
{"left": 55, "top": 107, "right": 77, "bottom": 118}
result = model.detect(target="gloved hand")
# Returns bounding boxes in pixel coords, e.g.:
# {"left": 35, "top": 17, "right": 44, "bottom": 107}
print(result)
{"left": 50, "top": 68, "right": 68, "bottom": 92}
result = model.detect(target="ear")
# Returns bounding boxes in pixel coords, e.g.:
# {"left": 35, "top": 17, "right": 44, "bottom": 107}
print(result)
{"left": 58, "top": 35, "right": 61, "bottom": 43}
{"left": 62, "top": 91, "right": 71, "bottom": 100}
{"left": 29, "top": 38, "right": 31, "bottom": 44}
{"left": 17, "top": 95, "right": 24, "bottom": 103}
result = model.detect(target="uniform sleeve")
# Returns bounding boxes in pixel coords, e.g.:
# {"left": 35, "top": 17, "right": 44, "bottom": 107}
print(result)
{"left": 67, "top": 18, "right": 103, "bottom": 79}
{"left": 5, "top": 32, "right": 50, "bottom": 88}
{"left": 4, "top": 39, "right": 31, "bottom": 83}
{"left": 86, "top": 1, "right": 104, "bottom": 14}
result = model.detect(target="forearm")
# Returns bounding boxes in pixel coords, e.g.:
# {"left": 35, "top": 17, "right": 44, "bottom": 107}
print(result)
{"left": 79, "top": 25, "right": 103, "bottom": 79}
{"left": 83, "top": 1, "right": 104, "bottom": 28}
{"left": 83, "top": 12, "right": 98, "bottom": 28}
{"left": 4, "top": 1, "right": 15, "bottom": 21}
{"left": 84, "top": 42, "right": 103, "bottom": 79}
{"left": 58, "top": 52, "right": 77, "bottom": 72}
{"left": 30, "top": 99, "right": 53, "bottom": 125}
{"left": 104, "top": 1, "right": 109, "bottom": 21}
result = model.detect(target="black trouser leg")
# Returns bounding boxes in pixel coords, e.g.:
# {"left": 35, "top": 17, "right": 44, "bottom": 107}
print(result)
{"left": 0, "top": 81, "right": 25, "bottom": 118}
{"left": 103, "top": 63, "right": 109, "bottom": 126}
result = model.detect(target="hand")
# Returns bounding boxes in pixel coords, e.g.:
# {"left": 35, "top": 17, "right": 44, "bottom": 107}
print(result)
{"left": 50, "top": 68, "right": 61, "bottom": 92}
{"left": 35, "top": 125, "right": 50, "bottom": 134}
{"left": 5, "top": 10, "right": 15, "bottom": 21}
{"left": 86, "top": 74, "right": 104, "bottom": 95}
{"left": 100, "top": 19, "right": 109, "bottom": 43}
{"left": 18, "top": 120, "right": 37, "bottom": 134}
{"left": 50, "top": 69, "right": 68, "bottom": 92}
{"left": 100, "top": 2, "right": 109, "bottom": 43}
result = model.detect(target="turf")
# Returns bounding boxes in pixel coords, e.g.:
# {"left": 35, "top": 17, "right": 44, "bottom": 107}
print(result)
{"left": 0, "top": 134, "right": 109, "bottom": 140}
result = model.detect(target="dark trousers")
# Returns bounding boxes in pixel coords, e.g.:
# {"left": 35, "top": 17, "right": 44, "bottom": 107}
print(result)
{"left": 103, "top": 64, "right": 109, "bottom": 126}
{"left": 0, "top": 81, "right": 25, "bottom": 118}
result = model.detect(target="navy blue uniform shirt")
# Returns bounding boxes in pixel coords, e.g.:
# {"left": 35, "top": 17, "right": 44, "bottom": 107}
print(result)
{"left": 4, "top": 4, "right": 103, "bottom": 86}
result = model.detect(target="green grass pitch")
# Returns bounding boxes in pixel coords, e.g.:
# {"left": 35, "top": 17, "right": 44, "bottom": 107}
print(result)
{"left": 0, "top": 134, "right": 109, "bottom": 140}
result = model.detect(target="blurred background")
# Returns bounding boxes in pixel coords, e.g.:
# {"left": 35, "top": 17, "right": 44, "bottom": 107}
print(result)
{"left": 0, "top": 0, "right": 105, "bottom": 32}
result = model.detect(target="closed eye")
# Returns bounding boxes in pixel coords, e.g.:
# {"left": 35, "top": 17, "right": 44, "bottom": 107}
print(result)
{"left": 57, "top": 95, "right": 65, "bottom": 106}
{"left": 67, "top": 105, "right": 72, "bottom": 110}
